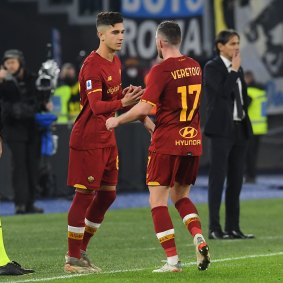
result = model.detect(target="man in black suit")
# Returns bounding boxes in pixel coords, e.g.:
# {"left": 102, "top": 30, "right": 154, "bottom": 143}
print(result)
{"left": 203, "top": 30, "right": 255, "bottom": 240}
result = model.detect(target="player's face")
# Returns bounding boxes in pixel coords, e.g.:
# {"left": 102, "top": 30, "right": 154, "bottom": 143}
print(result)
{"left": 4, "top": 58, "right": 21, "bottom": 75}
{"left": 218, "top": 35, "right": 240, "bottom": 60}
{"left": 103, "top": 23, "right": 125, "bottom": 52}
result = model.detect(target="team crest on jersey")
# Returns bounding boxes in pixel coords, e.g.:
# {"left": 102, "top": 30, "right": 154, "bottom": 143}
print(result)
{"left": 87, "top": 176, "right": 95, "bottom": 183}
{"left": 86, "top": 80, "right": 92, "bottom": 90}
{"left": 179, "top": 127, "right": 198, "bottom": 139}
{"left": 107, "top": 76, "right": 112, "bottom": 81}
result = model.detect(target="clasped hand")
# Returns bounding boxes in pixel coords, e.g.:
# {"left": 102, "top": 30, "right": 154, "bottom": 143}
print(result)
{"left": 121, "top": 85, "right": 144, "bottom": 107}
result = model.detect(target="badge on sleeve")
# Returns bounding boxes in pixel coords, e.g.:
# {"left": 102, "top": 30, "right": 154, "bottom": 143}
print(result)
{"left": 86, "top": 80, "right": 92, "bottom": 90}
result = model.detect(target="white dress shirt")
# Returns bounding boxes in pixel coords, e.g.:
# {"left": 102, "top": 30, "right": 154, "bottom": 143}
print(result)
{"left": 220, "top": 55, "right": 245, "bottom": 120}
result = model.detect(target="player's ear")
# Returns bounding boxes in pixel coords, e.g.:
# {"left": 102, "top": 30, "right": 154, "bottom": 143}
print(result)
{"left": 97, "top": 31, "right": 105, "bottom": 41}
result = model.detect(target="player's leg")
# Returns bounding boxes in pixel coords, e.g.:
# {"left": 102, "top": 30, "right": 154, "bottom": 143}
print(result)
{"left": 81, "top": 186, "right": 116, "bottom": 253}
{"left": 171, "top": 156, "right": 210, "bottom": 271}
{"left": 0, "top": 218, "right": 34, "bottom": 275}
{"left": 65, "top": 188, "right": 96, "bottom": 273}
{"left": 80, "top": 147, "right": 118, "bottom": 268}
{"left": 65, "top": 148, "right": 104, "bottom": 273}
{"left": 0, "top": 218, "right": 10, "bottom": 267}
{"left": 147, "top": 152, "right": 181, "bottom": 272}
{"left": 149, "top": 185, "right": 182, "bottom": 272}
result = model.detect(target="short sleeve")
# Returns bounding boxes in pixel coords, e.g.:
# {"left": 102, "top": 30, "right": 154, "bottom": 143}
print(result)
{"left": 141, "top": 66, "right": 165, "bottom": 106}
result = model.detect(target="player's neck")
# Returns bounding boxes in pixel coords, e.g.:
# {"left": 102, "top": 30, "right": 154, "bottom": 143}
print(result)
{"left": 162, "top": 48, "right": 182, "bottom": 60}
{"left": 96, "top": 46, "right": 115, "bottom": 62}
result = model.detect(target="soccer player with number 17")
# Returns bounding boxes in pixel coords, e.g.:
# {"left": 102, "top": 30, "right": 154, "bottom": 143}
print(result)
{"left": 106, "top": 21, "right": 210, "bottom": 273}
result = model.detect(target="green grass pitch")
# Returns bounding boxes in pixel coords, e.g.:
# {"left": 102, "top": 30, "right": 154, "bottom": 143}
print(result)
{"left": 0, "top": 198, "right": 282, "bottom": 282}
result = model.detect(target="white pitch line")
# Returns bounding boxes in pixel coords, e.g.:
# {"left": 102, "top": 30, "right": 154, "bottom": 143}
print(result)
{"left": 4, "top": 251, "right": 283, "bottom": 283}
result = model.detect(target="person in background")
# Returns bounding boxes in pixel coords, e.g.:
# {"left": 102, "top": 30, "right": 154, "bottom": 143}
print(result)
{"left": 203, "top": 30, "right": 255, "bottom": 240}
{"left": 0, "top": 101, "right": 34, "bottom": 275}
{"left": 52, "top": 63, "right": 80, "bottom": 123}
{"left": 106, "top": 21, "right": 210, "bottom": 273}
{"left": 244, "top": 70, "right": 268, "bottom": 183}
{"left": 0, "top": 49, "right": 51, "bottom": 214}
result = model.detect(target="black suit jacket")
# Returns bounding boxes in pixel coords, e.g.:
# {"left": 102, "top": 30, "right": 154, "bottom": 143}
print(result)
{"left": 203, "top": 56, "right": 252, "bottom": 138}
{"left": 0, "top": 103, "right": 2, "bottom": 138}
{"left": 0, "top": 71, "right": 40, "bottom": 142}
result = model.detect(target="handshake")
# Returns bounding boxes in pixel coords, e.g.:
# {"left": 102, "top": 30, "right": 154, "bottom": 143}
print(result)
{"left": 105, "top": 85, "right": 143, "bottom": 131}
{"left": 120, "top": 84, "right": 144, "bottom": 107}
{"left": 106, "top": 85, "right": 155, "bottom": 135}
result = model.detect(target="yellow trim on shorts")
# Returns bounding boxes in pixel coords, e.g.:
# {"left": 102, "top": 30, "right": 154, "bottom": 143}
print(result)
{"left": 74, "top": 184, "right": 87, "bottom": 189}
{"left": 141, "top": 99, "right": 156, "bottom": 106}
{"left": 147, "top": 181, "right": 160, "bottom": 186}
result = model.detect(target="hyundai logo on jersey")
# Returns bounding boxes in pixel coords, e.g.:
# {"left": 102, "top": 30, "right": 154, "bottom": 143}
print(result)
{"left": 179, "top": 127, "right": 198, "bottom": 139}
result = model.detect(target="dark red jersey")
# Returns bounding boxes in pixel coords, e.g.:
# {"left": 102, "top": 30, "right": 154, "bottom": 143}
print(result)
{"left": 142, "top": 56, "right": 203, "bottom": 156}
{"left": 70, "top": 51, "right": 123, "bottom": 149}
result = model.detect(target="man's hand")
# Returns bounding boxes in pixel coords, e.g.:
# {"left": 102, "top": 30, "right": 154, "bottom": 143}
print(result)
{"left": 121, "top": 85, "right": 144, "bottom": 107}
{"left": 231, "top": 51, "right": 241, "bottom": 72}
{"left": 106, "top": 117, "right": 119, "bottom": 131}
{"left": 0, "top": 68, "right": 8, "bottom": 82}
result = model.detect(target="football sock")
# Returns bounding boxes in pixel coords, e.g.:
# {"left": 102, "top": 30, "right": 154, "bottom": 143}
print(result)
{"left": 151, "top": 206, "right": 178, "bottom": 264}
{"left": 67, "top": 191, "right": 94, "bottom": 259}
{"left": 175, "top": 197, "right": 202, "bottom": 237}
{"left": 0, "top": 219, "right": 11, "bottom": 266}
{"left": 81, "top": 190, "right": 116, "bottom": 251}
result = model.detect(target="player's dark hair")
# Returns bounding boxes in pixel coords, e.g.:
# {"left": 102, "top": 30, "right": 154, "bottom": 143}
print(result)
{"left": 157, "top": 21, "right": 181, "bottom": 46}
{"left": 215, "top": 29, "right": 240, "bottom": 54}
{"left": 96, "top": 12, "right": 123, "bottom": 28}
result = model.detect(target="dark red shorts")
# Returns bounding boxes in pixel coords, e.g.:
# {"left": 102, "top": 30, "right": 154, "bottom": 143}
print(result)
{"left": 146, "top": 151, "right": 200, "bottom": 187}
{"left": 67, "top": 146, "right": 118, "bottom": 190}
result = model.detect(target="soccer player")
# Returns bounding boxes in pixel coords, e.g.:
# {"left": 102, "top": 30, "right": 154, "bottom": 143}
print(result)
{"left": 106, "top": 21, "right": 210, "bottom": 273}
{"left": 65, "top": 12, "right": 152, "bottom": 273}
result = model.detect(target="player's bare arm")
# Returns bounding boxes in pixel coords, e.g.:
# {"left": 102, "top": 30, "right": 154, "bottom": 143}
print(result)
{"left": 143, "top": 116, "right": 155, "bottom": 135}
{"left": 106, "top": 101, "right": 153, "bottom": 130}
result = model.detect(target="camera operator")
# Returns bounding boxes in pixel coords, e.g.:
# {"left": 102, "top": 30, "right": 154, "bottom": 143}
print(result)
{"left": 0, "top": 49, "right": 52, "bottom": 214}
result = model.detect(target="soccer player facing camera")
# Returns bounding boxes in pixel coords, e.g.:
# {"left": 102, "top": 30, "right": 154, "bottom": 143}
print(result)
{"left": 65, "top": 12, "right": 153, "bottom": 273}
{"left": 106, "top": 21, "right": 210, "bottom": 272}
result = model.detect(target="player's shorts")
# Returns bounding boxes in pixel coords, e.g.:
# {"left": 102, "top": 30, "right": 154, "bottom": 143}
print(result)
{"left": 146, "top": 151, "right": 200, "bottom": 187}
{"left": 67, "top": 146, "right": 118, "bottom": 190}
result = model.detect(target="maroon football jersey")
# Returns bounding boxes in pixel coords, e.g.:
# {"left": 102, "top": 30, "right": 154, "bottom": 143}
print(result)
{"left": 70, "top": 51, "right": 123, "bottom": 149}
{"left": 142, "top": 56, "right": 203, "bottom": 156}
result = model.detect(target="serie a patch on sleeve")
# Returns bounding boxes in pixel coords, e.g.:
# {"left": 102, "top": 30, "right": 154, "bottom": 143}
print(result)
{"left": 86, "top": 80, "right": 92, "bottom": 90}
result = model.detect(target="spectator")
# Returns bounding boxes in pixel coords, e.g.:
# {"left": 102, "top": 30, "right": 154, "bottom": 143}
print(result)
{"left": 0, "top": 49, "right": 51, "bottom": 214}
{"left": 203, "top": 30, "right": 255, "bottom": 240}
{"left": 52, "top": 63, "right": 80, "bottom": 123}
{"left": 244, "top": 70, "right": 268, "bottom": 183}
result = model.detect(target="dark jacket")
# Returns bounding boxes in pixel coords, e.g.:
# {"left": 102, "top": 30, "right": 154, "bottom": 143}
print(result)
{"left": 0, "top": 103, "right": 2, "bottom": 138}
{"left": 0, "top": 71, "right": 43, "bottom": 142}
{"left": 203, "top": 56, "right": 252, "bottom": 138}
